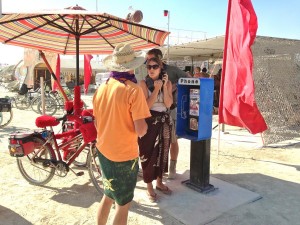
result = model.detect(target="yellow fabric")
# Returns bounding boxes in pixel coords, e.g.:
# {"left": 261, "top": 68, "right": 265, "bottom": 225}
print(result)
{"left": 93, "top": 78, "right": 151, "bottom": 162}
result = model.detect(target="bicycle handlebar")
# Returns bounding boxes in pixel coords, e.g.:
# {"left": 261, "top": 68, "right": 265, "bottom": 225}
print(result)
{"left": 56, "top": 114, "right": 94, "bottom": 127}
{"left": 55, "top": 114, "right": 68, "bottom": 122}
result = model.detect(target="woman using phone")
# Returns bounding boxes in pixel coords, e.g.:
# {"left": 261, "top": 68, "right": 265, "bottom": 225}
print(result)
{"left": 138, "top": 57, "right": 173, "bottom": 202}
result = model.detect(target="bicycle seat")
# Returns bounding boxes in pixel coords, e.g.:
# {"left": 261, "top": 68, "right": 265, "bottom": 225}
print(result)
{"left": 82, "top": 109, "right": 94, "bottom": 118}
{"left": 35, "top": 115, "right": 60, "bottom": 128}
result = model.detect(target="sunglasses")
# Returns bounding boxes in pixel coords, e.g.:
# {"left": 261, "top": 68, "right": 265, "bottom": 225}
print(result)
{"left": 146, "top": 64, "right": 160, "bottom": 70}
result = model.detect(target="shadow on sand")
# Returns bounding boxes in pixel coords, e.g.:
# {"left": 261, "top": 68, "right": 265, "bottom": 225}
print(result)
{"left": 0, "top": 205, "right": 32, "bottom": 225}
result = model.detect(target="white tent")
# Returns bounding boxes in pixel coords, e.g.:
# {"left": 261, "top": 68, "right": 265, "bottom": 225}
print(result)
{"left": 161, "top": 35, "right": 225, "bottom": 61}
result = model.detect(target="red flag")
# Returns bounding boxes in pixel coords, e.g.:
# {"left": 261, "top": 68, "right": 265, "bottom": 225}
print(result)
{"left": 53, "top": 54, "right": 60, "bottom": 91}
{"left": 84, "top": 54, "right": 93, "bottom": 94}
{"left": 164, "top": 10, "right": 168, "bottom": 17}
{"left": 219, "top": 0, "right": 267, "bottom": 134}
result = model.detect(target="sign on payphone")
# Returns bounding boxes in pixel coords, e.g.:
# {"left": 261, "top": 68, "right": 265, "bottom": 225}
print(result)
{"left": 189, "top": 89, "right": 200, "bottom": 130}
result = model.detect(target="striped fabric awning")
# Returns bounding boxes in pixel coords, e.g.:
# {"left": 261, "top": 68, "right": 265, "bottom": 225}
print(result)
{"left": 0, "top": 9, "right": 169, "bottom": 55}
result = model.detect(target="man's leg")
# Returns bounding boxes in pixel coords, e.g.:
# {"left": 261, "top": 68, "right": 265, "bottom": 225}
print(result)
{"left": 112, "top": 202, "right": 131, "bottom": 225}
{"left": 170, "top": 139, "right": 179, "bottom": 161}
{"left": 97, "top": 195, "right": 114, "bottom": 225}
{"left": 169, "top": 120, "right": 178, "bottom": 179}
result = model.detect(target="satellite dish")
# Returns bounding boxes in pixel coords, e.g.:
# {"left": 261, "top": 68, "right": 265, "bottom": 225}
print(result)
{"left": 126, "top": 10, "right": 143, "bottom": 23}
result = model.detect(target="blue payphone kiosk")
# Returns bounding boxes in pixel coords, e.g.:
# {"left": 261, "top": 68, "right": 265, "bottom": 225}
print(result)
{"left": 176, "top": 77, "right": 215, "bottom": 193}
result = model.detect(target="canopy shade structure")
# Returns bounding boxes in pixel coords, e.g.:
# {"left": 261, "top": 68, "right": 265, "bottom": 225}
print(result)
{"left": 162, "top": 36, "right": 225, "bottom": 61}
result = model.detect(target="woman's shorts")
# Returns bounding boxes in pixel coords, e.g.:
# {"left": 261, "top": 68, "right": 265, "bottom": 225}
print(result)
{"left": 97, "top": 150, "right": 139, "bottom": 206}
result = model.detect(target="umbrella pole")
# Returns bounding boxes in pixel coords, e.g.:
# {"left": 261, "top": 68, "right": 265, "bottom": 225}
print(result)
{"left": 73, "top": 18, "right": 82, "bottom": 118}
{"left": 39, "top": 51, "right": 69, "bottom": 102}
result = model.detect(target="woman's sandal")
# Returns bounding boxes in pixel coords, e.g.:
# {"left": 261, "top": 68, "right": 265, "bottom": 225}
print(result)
{"left": 147, "top": 192, "right": 159, "bottom": 203}
{"left": 156, "top": 186, "right": 172, "bottom": 195}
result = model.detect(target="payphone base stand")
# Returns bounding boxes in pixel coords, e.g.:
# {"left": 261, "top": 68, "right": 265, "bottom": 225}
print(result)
{"left": 182, "top": 179, "right": 216, "bottom": 194}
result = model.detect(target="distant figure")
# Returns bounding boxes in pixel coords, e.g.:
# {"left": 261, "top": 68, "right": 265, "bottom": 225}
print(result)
{"left": 185, "top": 71, "right": 193, "bottom": 77}
{"left": 193, "top": 67, "right": 201, "bottom": 78}
{"left": 213, "top": 68, "right": 222, "bottom": 111}
{"left": 200, "top": 67, "right": 210, "bottom": 78}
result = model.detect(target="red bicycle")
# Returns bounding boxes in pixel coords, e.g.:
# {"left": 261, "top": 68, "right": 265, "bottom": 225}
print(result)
{"left": 8, "top": 107, "right": 103, "bottom": 194}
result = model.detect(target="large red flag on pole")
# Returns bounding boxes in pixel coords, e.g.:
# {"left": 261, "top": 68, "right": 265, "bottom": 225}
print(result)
{"left": 219, "top": 0, "right": 267, "bottom": 134}
{"left": 52, "top": 54, "right": 60, "bottom": 91}
{"left": 84, "top": 54, "right": 93, "bottom": 94}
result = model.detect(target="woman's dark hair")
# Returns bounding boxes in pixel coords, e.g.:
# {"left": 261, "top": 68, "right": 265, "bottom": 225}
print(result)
{"left": 145, "top": 57, "right": 164, "bottom": 92}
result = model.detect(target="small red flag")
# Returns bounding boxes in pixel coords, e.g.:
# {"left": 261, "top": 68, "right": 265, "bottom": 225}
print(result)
{"left": 53, "top": 54, "right": 60, "bottom": 91}
{"left": 219, "top": 0, "right": 267, "bottom": 134}
{"left": 84, "top": 54, "right": 93, "bottom": 94}
{"left": 164, "top": 10, "right": 168, "bottom": 17}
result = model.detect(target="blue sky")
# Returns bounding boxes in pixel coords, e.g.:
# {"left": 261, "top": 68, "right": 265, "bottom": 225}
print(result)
{"left": 1, "top": 0, "right": 300, "bottom": 64}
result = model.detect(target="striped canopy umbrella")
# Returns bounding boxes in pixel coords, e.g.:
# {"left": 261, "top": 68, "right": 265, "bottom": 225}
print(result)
{"left": 0, "top": 8, "right": 168, "bottom": 55}
{"left": 0, "top": 6, "right": 169, "bottom": 82}
{"left": 0, "top": 6, "right": 169, "bottom": 115}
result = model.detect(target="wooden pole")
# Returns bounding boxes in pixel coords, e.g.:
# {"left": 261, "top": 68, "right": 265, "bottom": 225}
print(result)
{"left": 39, "top": 51, "right": 69, "bottom": 102}
{"left": 40, "top": 77, "right": 45, "bottom": 115}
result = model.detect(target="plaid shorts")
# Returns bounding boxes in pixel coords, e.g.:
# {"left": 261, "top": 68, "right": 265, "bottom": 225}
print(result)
{"left": 97, "top": 150, "right": 139, "bottom": 206}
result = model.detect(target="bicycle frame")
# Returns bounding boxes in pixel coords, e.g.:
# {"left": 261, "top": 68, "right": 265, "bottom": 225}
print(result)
{"left": 41, "top": 126, "right": 89, "bottom": 167}
{"left": 9, "top": 106, "right": 102, "bottom": 193}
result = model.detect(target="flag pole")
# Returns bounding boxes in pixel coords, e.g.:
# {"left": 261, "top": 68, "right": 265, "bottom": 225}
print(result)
{"left": 0, "top": 0, "right": 2, "bottom": 17}
{"left": 219, "top": 0, "right": 232, "bottom": 124}
{"left": 167, "top": 11, "right": 170, "bottom": 63}
{"left": 164, "top": 10, "right": 170, "bottom": 63}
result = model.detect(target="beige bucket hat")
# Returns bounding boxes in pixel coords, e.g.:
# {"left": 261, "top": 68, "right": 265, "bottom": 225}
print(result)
{"left": 103, "top": 43, "right": 146, "bottom": 72}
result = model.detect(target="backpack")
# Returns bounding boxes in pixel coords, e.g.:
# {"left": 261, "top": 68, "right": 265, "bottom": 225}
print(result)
{"left": 18, "top": 83, "right": 29, "bottom": 95}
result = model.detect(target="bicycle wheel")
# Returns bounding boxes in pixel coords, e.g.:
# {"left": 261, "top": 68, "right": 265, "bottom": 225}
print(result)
{"left": 0, "top": 110, "right": 13, "bottom": 128}
{"left": 37, "top": 96, "right": 57, "bottom": 116}
{"left": 15, "top": 94, "right": 30, "bottom": 110}
{"left": 30, "top": 96, "right": 42, "bottom": 114}
{"left": 17, "top": 136, "right": 56, "bottom": 185}
{"left": 87, "top": 144, "right": 103, "bottom": 194}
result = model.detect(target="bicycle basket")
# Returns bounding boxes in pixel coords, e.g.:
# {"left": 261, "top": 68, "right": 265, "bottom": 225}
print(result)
{"left": 0, "top": 98, "right": 11, "bottom": 112}
{"left": 8, "top": 132, "right": 37, "bottom": 157}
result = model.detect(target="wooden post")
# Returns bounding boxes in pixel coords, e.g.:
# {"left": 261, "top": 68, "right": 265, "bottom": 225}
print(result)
{"left": 40, "top": 77, "right": 45, "bottom": 115}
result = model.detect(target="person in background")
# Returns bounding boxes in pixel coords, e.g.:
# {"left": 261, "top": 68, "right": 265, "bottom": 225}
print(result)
{"left": 193, "top": 66, "right": 201, "bottom": 78}
{"left": 93, "top": 43, "right": 150, "bottom": 225}
{"left": 200, "top": 67, "right": 210, "bottom": 78}
{"left": 146, "top": 49, "right": 191, "bottom": 179}
{"left": 138, "top": 57, "right": 173, "bottom": 202}
{"left": 213, "top": 68, "right": 222, "bottom": 113}
{"left": 185, "top": 70, "right": 193, "bottom": 77}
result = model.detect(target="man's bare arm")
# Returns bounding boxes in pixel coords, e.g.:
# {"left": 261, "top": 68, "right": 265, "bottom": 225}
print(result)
{"left": 134, "top": 119, "right": 148, "bottom": 137}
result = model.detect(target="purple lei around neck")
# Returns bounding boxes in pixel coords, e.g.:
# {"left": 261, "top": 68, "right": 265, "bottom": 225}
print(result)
{"left": 107, "top": 71, "right": 137, "bottom": 84}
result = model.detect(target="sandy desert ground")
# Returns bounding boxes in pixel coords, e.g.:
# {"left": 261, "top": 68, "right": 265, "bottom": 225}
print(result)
{"left": 0, "top": 90, "right": 299, "bottom": 225}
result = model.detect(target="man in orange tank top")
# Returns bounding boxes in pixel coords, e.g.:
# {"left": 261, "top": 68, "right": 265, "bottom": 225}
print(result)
{"left": 93, "top": 43, "right": 150, "bottom": 225}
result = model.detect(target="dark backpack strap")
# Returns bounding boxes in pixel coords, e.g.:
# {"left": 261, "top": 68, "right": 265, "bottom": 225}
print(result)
{"left": 145, "top": 75, "right": 154, "bottom": 92}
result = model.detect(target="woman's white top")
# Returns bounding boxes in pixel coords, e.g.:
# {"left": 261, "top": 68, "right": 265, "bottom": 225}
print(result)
{"left": 148, "top": 89, "right": 167, "bottom": 112}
